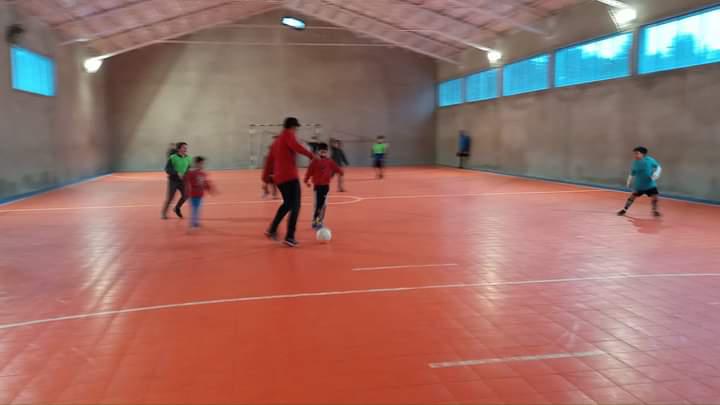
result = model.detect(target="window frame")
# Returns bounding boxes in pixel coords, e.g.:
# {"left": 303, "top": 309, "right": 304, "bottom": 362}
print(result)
{"left": 637, "top": 3, "right": 720, "bottom": 75}
{"left": 10, "top": 46, "right": 57, "bottom": 97}
{"left": 437, "top": 77, "right": 465, "bottom": 108}
{"left": 465, "top": 68, "right": 500, "bottom": 103}
{"left": 554, "top": 30, "right": 634, "bottom": 88}
{"left": 501, "top": 53, "right": 551, "bottom": 97}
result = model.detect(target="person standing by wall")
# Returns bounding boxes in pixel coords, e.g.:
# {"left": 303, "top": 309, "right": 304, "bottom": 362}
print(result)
{"left": 457, "top": 130, "right": 471, "bottom": 169}
{"left": 330, "top": 139, "right": 349, "bottom": 192}
{"left": 263, "top": 117, "right": 315, "bottom": 247}
{"left": 162, "top": 142, "right": 192, "bottom": 219}
{"left": 372, "top": 136, "right": 388, "bottom": 179}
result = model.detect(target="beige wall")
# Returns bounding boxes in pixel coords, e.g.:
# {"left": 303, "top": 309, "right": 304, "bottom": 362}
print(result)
{"left": 0, "top": 4, "right": 110, "bottom": 201}
{"left": 435, "top": 0, "right": 720, "bottom": 201}
{"left": 107, "top": 10, "right": 437, "bottom": 171}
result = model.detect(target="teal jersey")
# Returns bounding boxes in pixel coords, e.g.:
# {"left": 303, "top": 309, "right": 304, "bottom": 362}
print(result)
{"left": 631, "top": 156, "right": 659, "bottom": 191}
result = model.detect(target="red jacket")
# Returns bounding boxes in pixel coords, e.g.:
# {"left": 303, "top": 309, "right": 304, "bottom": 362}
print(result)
{"left": 305, "top": 157, "right": 343, "bottom": 186}
{"left": 184, "top": 169, "right": 212, "bottom": 198}
{"left": 262, "top": 129, "right": 314, "bottom": 184}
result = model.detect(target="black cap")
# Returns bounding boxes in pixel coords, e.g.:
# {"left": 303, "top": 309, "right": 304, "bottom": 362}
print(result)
{"left": 283, "top": 117, "right": 301, "bottom": 129}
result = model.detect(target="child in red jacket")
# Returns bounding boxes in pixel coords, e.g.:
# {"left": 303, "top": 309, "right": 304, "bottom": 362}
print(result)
{"left": 304, "top": 143, "right": 343, "bottom": 229}
{"left": 184, "top": 156, "right": 215, "bottom": 228}
{"left": 261, "top": 137, "right": 278, "bottom": 199}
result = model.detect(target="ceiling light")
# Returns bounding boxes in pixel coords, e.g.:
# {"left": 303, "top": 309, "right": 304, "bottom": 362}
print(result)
{"left": 487, "top": 50, "right": 502, "bottom": 63}
{"left": 612, "top": 7, "right": 637, "bottom": 26}
{"left": 83, "top": 57, "right": 102, "bottom": 73}
{"left": 281, "top": 16, "right": 306, "bottom": 30}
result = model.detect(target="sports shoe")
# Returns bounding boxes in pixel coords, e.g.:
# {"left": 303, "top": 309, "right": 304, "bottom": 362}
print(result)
{"left": 284, "top": 238, "right": 299, "bottom": 247}
{"left": 653, "top": 211, "right": 662, "bottom": 218}
{"left": 617, "top": 209, "right": 627, "bottom": 216}
{"left": 174, "top": 207, "right": 183, "bottom": 218}
{"left": 265, "top": 230, "right": 278, "bottom": 241}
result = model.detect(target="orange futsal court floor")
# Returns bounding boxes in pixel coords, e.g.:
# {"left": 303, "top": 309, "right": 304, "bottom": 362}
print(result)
{"left": 2, "top": 167, "right": 720, "bottom": 405}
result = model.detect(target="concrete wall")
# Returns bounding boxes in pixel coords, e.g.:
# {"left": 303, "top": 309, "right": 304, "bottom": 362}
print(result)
{"left": 0, "top": 4, "right": 110, "bottom": 201}
{"left": 107, "top": 10, "right": 437, "bottom": 171}
{"left": 436, "top": 0, "right": 720, "bottom": 201}
{"left": 0, "top": 5, "right": 110, "bottom": 200}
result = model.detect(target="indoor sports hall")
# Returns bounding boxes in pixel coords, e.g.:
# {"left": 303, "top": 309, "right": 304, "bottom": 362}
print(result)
{"left": 1, "top": 1, "right": 720, "bottom": 404}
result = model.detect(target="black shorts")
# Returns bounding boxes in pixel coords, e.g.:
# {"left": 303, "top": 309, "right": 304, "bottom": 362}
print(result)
{"left": 633, "top": 187, "right": 659, "bottom": 197}
{"left": 373, "top": 154, "right": 385, "bottom": 168}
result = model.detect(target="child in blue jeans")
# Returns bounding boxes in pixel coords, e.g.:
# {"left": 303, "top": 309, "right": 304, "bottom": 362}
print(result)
{"left": 184, "top": 156, "right": 215, "bottom": 227}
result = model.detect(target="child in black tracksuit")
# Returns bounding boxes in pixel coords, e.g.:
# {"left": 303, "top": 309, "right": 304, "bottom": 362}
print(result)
{"left": 330, "top": 139, "right": 349, "bottom": 192}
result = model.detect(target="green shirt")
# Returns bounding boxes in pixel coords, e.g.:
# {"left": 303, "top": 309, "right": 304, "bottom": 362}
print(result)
{"left": 169, "top": 154, "right": 192, "bottom": 176}
{"left": 372, "top": 142, "right": 387, "bottom": 155}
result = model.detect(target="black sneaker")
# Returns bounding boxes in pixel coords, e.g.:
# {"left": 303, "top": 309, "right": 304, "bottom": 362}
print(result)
{"left": 284, "top": 238, "right": 299, "bottom": 247}
{"left": 265, "top": 230, "right": 278, "bottom": 241}
{"left": 653, "top": 211, "right": 662, "bottom": 218}
{"left": 174, "top": 207, "right": 183, "bottom": 218}
{"left": 617, "top": 209, "right": 627, "bottom": 216}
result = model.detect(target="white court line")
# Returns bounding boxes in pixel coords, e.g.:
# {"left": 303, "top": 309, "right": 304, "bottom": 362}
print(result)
{"left": 352, "top": 263, "right": 459, "bottom": 272}
{"left": 0, "top": 190, "right": 604, "bottom": 213}
{"left": 429, "top": 350, "right": 605, "bottom": 369}
{"left": 0, "top": 272, "right": 718, "bottom": 331}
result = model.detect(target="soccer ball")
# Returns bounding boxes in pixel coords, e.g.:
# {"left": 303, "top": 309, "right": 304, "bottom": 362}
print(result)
{"left": 316, "top": 227, "right": 332, "bottom": 242}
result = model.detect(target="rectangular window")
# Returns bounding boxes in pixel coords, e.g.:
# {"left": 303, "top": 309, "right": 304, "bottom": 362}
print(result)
{"left": 465, "top": 69, "right": 498, "bottom": 102}
{"left": 10, "top": 46, "right": 56, "bottom": 96}
{"left": 638, "top": 5, "right": 720, "bottom": 74}
{"left": 502, "top": 54, "right": 550, "bottom": 96}
{"left": 555, "top": 32, "right": 633, "bottom": 87}
{"left": 438, "top": 78, "right": 463, "bottom": 107}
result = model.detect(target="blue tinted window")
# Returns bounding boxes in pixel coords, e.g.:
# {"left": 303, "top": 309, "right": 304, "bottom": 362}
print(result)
{"left": 502, "top": 54, "right": 550, "bottom": 96}
{"left": 465, "top": 69, "right": 498, "bottom": 102}
{"left": 11, "top": 47, "right": 56, "bottom": 96}
{"left": 438, "top": 78, "right": 463, "bottom": 107}
{"left": 555, "top": 32, "right": 633, "bottom": 87}
{"left": 639, "top": 5, "right": 720, "bottom": 74}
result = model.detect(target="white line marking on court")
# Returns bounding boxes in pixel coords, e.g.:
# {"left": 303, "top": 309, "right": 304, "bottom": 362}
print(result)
{"left": 0, "top": 273, "right": 719, "bottom": 331}
{"left": 352, "top": 263, "right": 459, "bottom": 272}
{"left": 429, "top": 351, "right": 605, "bottom": 369}
{"left": 0, "top": 190, "right": 604, "bottom": 213}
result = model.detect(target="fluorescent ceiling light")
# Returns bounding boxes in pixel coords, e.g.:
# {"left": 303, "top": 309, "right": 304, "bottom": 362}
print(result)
{"left": 612, "top": 7, "right": 638, "bottom": 25}
{"left": 83, "top": 57, "right": 102, "bottom": 73}
{"left": 487, "top": 50, "right": 502, "bottom": 63}
{"left": 281, "top": 17, "right": 306, "bottom": 30}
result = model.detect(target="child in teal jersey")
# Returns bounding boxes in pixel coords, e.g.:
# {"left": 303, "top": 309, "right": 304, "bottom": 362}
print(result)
{"left": 618, "top": 146, "right": 662, "bottom": 217}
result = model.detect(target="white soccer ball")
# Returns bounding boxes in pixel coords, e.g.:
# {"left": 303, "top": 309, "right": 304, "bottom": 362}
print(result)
{"left": 316, "top": 227, "right": 332, "bottom": 242}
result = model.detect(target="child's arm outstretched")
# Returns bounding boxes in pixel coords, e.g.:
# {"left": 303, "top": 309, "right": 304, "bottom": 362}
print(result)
{"left": 304, "top": 160, "right": 315, "bottom": 187}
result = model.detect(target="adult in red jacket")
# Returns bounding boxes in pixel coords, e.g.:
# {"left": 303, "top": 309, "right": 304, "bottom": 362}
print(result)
{"left": 262, "top": 117, "right": 315, "bottom": 247}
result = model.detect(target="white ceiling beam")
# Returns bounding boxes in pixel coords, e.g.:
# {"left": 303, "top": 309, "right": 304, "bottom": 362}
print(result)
{"left": 285, "top": 0, "right": 461, "bottom": 64}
